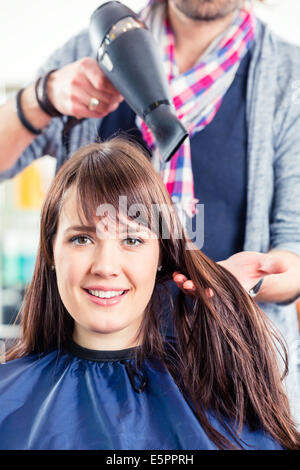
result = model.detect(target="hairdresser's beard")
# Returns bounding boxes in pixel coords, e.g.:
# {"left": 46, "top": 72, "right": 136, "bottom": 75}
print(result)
{"left": 169, "top": 0, "right": 245, "bottom": 21}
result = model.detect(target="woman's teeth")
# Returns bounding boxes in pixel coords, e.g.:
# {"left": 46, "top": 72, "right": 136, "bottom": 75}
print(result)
{"left": 87, "top": 289, "right": 125, "bottom": 299}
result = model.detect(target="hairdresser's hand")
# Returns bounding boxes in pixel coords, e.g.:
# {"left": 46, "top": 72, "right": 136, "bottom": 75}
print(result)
{"left": 173, "top": 251, "right": 288, "bottom": 297}
{"left": 172, "top": 272, "right": 213, "bottom": 298}
{"left": 46, "top": 57, "right": 124, "bottom": 119}
{"left": 218, "top": 251, "right": 288, "bottom": 293}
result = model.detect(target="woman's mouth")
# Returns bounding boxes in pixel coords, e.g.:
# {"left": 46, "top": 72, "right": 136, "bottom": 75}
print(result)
{"left": 83, "top": 288, "right": 129, "bottom": 306}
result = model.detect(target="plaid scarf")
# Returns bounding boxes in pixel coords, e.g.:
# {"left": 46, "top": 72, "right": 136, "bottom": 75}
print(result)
{"left": 136, "top": 1, "right": 255, "bottom": 224}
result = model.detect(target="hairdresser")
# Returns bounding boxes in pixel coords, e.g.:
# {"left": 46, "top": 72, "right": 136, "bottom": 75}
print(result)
{"left": 0, "top": 0, "right": 299, "bottom": 422}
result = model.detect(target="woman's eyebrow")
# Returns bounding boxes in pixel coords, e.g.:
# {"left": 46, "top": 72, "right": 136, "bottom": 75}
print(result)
{"left": 64, "top": 225, "right": 96, "bottom": 234}
{"left": 65, "top": 224, "right": 153, "bottom": 237}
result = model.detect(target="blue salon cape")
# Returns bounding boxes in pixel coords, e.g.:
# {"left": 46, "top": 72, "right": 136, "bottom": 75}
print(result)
{"left": 0, "top": 343, "right": 282, "bottom": 450}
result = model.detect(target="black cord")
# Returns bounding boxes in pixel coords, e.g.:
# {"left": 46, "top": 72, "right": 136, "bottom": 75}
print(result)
{"left": 16, "top": 88, "right": 43, "bottom": 135}
{"left": 35, "top": 70, "right": 63, "bottom": 118}
{"left": 34, "top": 77, "right": 52, "bottom": 117}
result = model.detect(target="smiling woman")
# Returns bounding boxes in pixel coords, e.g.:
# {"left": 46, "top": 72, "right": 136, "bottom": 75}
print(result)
{"left": 0, "top": 137, "right": 299, "bottom": 450}
{"left": 53, "top": 184, "right": 160, "bottom": 351}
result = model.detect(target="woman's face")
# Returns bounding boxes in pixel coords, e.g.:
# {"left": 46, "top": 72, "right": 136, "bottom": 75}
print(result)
{"left": 52, "top": 187, "right": 160, "bottom": 350}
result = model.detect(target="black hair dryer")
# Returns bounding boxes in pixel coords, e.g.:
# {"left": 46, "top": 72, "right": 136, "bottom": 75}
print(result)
{"left": 89, "top": 1, "right": 188, "bottom": 163}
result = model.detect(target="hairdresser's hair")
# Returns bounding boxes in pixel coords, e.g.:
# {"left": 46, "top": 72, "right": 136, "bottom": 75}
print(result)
{"left": 7, "top": 137, "right": 299, "bottom": 450}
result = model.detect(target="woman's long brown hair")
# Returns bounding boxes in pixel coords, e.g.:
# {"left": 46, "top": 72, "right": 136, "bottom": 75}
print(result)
{"left": 6, "top": 137, "right": 300, "bottom": 450}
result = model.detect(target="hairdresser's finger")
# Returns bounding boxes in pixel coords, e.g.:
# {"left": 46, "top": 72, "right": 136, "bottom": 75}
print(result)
{"left": 172, "top": 272, "right": 195, "bottom": 295}
{"left": 69, "top": 100, "right": 120, "bottom": 120}
{"left": 205, "top": 288, "right": 214, "bottom": 298}
{"left": 258, "top": 256, "right": 288, "bottom": 275}
{"left": 173, "top": 273, "right": 195, "bottom": 290}
{"left": 82, "top": 58, "right": 122, "bottom": 96}
{"left": 47, "top": 58, "right": 123, "bottom": 119}
{"left": 70, "top": 88, "right": 121, "bottom": 118}
{"left": 183, "top": 283, "right": 214, "bottom": 298}
{"left": 172, "top": 272, "right": 188, "bottom": 284}
{"left": 77, "top": 75, "right": 122, "bottom": 107}
{"left": 172, "top": 272, "right": 214, "bottom": 297}
{"left": 182, "top": 280, "right": 196, "bottom": 292}
{"left": 70, "top": 59, "right": 123, "bottom": 117}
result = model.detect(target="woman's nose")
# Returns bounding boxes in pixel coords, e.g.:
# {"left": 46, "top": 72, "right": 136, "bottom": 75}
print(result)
{"left": 90, "top": 240, "right": 121, "bottom": 278}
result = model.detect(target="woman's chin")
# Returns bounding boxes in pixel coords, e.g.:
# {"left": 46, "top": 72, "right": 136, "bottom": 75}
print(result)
{"left": 85, "top": 318, "right": 138, "bottom": 338}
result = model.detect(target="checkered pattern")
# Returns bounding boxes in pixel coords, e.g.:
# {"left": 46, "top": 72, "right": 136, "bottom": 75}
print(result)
{"left": 136, "top": 1, "right": 255, "bottom": 221}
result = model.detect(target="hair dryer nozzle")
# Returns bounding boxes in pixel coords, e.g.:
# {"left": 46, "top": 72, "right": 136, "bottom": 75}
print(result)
{"left": 144, "top": 104, "right": 188, "bottom": 162}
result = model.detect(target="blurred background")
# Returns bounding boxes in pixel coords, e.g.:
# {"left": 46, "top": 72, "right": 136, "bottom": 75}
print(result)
{"left": 0, "top": 0, "right": 300, "bottom": 341}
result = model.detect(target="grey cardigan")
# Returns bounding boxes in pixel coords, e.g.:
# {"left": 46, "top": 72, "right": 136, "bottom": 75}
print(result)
{"left": 1, "top": 19, "right": 300, "bottom": 421}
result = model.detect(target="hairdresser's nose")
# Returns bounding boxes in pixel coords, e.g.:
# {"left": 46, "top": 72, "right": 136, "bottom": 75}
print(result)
{"left": 90, "top": 240, "right": 121, "bottom": 278}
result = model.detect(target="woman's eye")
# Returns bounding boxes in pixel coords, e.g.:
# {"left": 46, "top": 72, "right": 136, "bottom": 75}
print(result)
{"left": 70, "top": 236, "right": 92, "bottom": 246}
{"left": 123, "top": 237, "right": 143, "bottom": 247}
